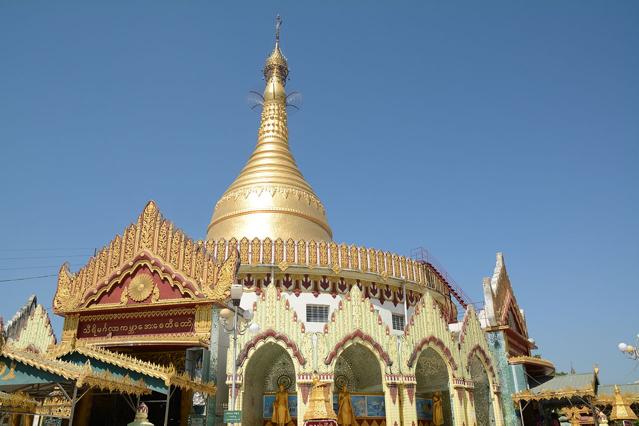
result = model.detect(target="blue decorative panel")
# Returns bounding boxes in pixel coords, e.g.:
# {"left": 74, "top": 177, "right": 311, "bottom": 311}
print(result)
{"left": 366, "top": 396, "right": 385, "bottom": 417}
{"left": 263, "top": 395, "right": 297, "bottom": 419}
{"left": 351, "top": 396, "right": 367, "bottom": 417}
{"left": 416, "top": 398, "right": 433, "bottom": 420}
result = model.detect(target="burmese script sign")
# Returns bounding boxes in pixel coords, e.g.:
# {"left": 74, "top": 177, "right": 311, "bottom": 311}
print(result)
{"left": 77, "top": 308, "right": 195, "bottom": 339}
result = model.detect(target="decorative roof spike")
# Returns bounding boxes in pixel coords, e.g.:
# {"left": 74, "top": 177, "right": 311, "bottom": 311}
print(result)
{"left": 264, "top": 14, "right": 288, "bottom": 86}
{"left": 207, "top": 16, "right": 332, "bottom": 242}
{"left": 610, "top": 385, "right": 638, "bottom": 421}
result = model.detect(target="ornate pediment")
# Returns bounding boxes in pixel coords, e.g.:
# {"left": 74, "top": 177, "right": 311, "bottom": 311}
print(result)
{"left": 53, "top": 201, "right": 239, "bottom": 314}
{"left": 482, "top": 253, "right": 528, "bottom": 336}
{"left": 5, "top": 296, "right": 56, "bottom": 353}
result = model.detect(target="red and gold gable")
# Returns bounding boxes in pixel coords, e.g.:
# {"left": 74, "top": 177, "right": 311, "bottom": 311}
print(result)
{"left": 53, "top": 201, "right": 239, "bottom": 315}
{"left": 84, "top": 257, "right": 200, "bottom": 309}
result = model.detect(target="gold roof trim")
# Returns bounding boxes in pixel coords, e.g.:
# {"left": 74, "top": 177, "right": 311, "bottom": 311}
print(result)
{"left": 49, "top": 340, "right": 171, "bottom": 380}
{"left": 512, "top": 386, "right": 595, "bottom": 402}
{"left": 49, "top": 341, "right": 215, "bottom": 395}
{"left": 508, "top": 356, "right": 555, "bottom": 371}
{"left": 76, "top": 362, "right": 150, "bottom": 396}
{"left": 1, "top": 347, "right": 150, "bottom": 395}
{"left": 207, "top": 16, "right": 332, "bottom": 242}
{"left": 0, "top": 393, "right": 72, "bottom": 418}
{"left": 167, "top": 369, "right": 216, "bottom": 395}
{"left": 598, "top": 392, "right": 639, "bottom": 404}
{"left": 0, "top": 391, "right": 38, "bottom": 410}
{"left": 207, "top": 238, "right": 451, "bottom": 296}
{"left": 54, "top": 201, "right": 239, "bottom": 314}
{"left": 2, "top": 346, "right": 82, "bottom": 380}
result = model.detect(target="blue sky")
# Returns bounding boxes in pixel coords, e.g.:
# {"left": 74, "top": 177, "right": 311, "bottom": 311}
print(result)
{"left": 1, "top": 2, "right": 637, "bottom": 384}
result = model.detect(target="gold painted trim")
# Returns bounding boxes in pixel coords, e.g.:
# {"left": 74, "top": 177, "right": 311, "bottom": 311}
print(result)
{"left": 513, "top": 386, "right": 595, "bottom": 402}
{"left": 207, "top": 207, "right": 333, "bottom": 236}
{"left": 82, "top": 258, "right": 199, "bottom": 309}
{"left": 78, "top": 335, "right": 206, "bottom": 347}
{"left": 508, "top": 356, "right": 555, "bottom": 370}
{"left": 79, "top": 307, "right": 195, "bottom": 322}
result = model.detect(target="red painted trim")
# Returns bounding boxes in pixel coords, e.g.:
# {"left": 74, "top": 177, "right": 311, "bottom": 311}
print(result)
{"left": 407, "top": 336, "right": 458, "bottom": 370}
{"left": 236, "top": 328, "right": 306, "bottom": 367}
{"left": 323, "top": 329, "right": 393, "bottom": 366}
{"left": 467, "top": 345, "right": 497, "bottom": 383}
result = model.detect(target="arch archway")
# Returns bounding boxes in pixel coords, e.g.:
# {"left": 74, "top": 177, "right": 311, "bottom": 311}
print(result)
{"left": 242, "top": 342, "right": 297, "bottom": 426}
{"left": 469, "top": 354, "right": 495, "bottom": 426}
{"left": 415, "top": 347, "right": 454, "bottom": 426}
{"left": 333, "top": 343, "right": 385, "bottom": 423}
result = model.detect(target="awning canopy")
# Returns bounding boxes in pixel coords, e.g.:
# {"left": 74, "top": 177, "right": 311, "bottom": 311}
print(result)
{"left": 509, "top": 355, "right": 556, "bottom": 377}
{"left": 512, "top": 372, "right": 598, "bottom": 403}
{"left": 0, "top": 347, "right": 149, "bottom": 396}
{"left": 50, "top": 341, "right": 216, "bottom": 396}
{"left": 0, "top": 346, "right": 150, "bottom": 419}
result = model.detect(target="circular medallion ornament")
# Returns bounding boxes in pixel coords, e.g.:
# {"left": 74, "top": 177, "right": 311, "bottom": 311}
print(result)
{"left": 334, "top": 375, "right": 349, "bottom": 391}
{"left": 128, "top": 274, "right": 155, "bottom": 302}
{"left": 276, "top": 375, "right": 292, "bottom": 391}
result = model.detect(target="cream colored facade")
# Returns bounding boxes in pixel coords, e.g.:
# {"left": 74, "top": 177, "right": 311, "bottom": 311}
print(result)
{"left": 223, "top": 284, "right": 504, "bottom": 426}
{"left": 208, "top": 20, "right": 507, "bottom": 426}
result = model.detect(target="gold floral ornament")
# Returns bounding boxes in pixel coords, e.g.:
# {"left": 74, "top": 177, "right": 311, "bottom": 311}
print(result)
{"left": 128, "top": 274, "right": 155, "bottom": 302}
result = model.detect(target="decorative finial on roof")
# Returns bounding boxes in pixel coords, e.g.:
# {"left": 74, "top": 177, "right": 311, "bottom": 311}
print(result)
{"left": 264, "top": 15, "right": 289, "bottom": 84}
{"left": 610, "top": 384, "right": 638, "bottom": 421}
{"left": 275, "top": 14, "right": 282, "bottom": 47}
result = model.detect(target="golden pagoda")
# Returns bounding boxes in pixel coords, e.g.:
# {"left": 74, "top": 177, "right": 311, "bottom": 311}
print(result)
{"left": 207, "top": 16, "right": 332, "bottom": 242}
{"left": 610, "top": 385, "right": 638, "bottom": 422}
{"left": 303, "top": 377, "right": 337, "bottom": 422}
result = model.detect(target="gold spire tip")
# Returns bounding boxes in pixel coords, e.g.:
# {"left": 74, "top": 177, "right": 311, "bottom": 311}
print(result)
{"left": 275, "top": 14, "right": 282, "bottom": 46}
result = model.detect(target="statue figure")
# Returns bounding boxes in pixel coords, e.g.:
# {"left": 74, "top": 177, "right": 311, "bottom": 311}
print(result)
{"left": 272, "top": 383, "right": 292, "bottom": 426}
{"left": 433, "top": 391, "right": 444, "bottom": 426}
{"left": 192, "top": 356, "right": 206, "bottom": 412}
{"left": 337, "top": 384, "right": 354, "bottom": 426}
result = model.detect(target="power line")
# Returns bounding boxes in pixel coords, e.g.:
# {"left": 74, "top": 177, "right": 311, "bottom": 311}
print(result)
{"left": 0, "top": 264, "right": 80, "bottom": 271}
{"left": 0, "top": 274, "right": 57, "bottom": 283}
{"left": 0, "top": 254, "right": 91, "bottom": 261}
{"left": 0, "top": 247, "right": 94, "bottom": 252}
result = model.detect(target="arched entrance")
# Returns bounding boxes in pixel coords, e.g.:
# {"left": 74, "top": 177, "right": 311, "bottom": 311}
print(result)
{"left": 415, "top": 347, "right": 453, "bottom": 426}
{"left": 242, "top": 343, "right": 297, "bottom": 426}
{"left": 333, "top": 343, "right": 385, "bottom": 423}
{"left": 469, "top": 355, "right": 495, "bottom": 426}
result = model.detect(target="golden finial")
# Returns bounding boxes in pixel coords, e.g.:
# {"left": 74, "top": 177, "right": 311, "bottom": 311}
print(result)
{"left": 275, "top": 14, "right": 282, "bottom": 47}
{"left": 264, "top": 15, "right": 289, "bottom": 85}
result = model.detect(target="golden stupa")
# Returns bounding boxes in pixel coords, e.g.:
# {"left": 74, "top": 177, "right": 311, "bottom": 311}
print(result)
{"left": 610, "top": 385, "right": 638, "bottom": 422}
{"left": 207, "top": 17, "right": 332, "bottom": 242}
{"left": 303, "top": 377, "right": 338, "bottom": 421}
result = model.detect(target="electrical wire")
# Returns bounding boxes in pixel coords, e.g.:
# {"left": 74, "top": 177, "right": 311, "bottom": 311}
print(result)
{"left": 0, "top": 254, "right": 91, "bottom": 261}
{"left": 0, "top": 247, "right": 93, "bottom": 252}
{"left": 0, "top": 274, "right": 57, "bottom": 283}
{"left": 0, "top": 264, "right": 80, "bottom": 271}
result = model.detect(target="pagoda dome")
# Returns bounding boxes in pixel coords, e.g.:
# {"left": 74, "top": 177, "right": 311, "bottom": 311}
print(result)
{"left": 207, "top": 19, "right": 332, "bottom": 242}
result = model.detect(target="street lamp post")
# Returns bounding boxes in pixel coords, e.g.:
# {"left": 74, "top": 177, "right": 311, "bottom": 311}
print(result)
{"left": 220, "top": 283, "right": 260, "bottom": 423}
{"left": 618, "top": 337, "right": 639, "bottom": 360}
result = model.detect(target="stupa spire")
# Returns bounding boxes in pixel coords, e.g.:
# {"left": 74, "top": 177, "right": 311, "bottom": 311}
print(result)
{"left": 207, "top": 16, "right": 332, "bottom": 242}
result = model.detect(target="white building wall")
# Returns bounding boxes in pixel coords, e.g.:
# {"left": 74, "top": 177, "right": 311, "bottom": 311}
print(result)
{"left": 239, "top": 289, "right": 413, "bottom": 335}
